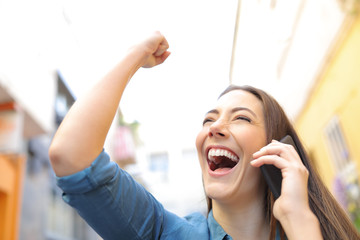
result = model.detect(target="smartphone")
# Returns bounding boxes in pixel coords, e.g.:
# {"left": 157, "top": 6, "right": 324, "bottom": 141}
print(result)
{"left": 260, "top": 135, "right": 299, "bottom": 200}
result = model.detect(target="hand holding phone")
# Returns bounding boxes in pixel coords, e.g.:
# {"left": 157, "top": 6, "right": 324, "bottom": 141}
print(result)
{"left": 260, "top": 135, "right": 300, "bottom": 200}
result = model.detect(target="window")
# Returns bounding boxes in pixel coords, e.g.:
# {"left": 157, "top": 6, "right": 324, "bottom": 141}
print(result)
{"left": 324, "top": 116, "right": 360, "bottom": 224}
{"left": 324, "top": 116, "right": 350, "bottom": 172}
{"left": 149, "top": 152, "right": 169, "bottom": 173}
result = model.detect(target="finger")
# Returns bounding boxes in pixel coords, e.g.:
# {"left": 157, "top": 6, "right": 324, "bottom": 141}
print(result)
{"left": 251, "top": 155, "right": 286, "bottom": 169}
{"left": 253, "top": 145, "right": 281, "bottom": 158}
{"left": 154, "top": 41, "right": 169, "bottom": 57}
{"left": 142, "top": 51, "right": 171, "bottom": 68}
{"left": 156, "top": 51, "right": 171, "bottom": 65}
{"left": 253, "top": 143, "right": 298, "bottom": 161}
{"left": 154, "top": 44, "right": 167, "bottom": 57}
{"left": 142, "top": 31, "right": 168, "bottom": 55}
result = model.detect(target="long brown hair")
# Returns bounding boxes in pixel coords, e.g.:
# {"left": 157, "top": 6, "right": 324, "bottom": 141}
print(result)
{"left": 206, "top": 85, "right": 360, "bottom": 240}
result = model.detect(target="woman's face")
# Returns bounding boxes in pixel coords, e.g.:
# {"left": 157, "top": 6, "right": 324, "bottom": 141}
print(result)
{"left": 196, "top": 90, "right": 267, "bottom": 204}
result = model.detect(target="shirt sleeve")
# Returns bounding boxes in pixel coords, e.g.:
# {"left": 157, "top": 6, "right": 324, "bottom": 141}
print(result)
{"left": 56, "top": 150, "right": 165, "bottom": 240}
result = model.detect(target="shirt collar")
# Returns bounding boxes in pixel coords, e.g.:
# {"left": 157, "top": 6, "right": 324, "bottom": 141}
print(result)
{"left": 207, "top": 210, "right": 284, "bottom": 240}
{"left": 207, "top": 210, "right": 233, "bottom": 240}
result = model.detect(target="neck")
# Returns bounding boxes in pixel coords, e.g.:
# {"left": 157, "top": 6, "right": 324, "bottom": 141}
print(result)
{"left": 212, "top": 193, "right": 270, "bottom": 240}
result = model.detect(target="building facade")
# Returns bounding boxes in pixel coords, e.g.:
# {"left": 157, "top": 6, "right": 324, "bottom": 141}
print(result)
{"left": 0, "top": 0, "right": 100, "bottom": 239}
{"left": 296, "top": 7, "right": 360, "bottom": 229}
{"left": 230, "top": 0, "right": 360, "bottom": 230}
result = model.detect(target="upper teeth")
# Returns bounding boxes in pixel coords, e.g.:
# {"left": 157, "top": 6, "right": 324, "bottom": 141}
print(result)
{"left": 208, "top": 148, "right": 239, "bottom": 164}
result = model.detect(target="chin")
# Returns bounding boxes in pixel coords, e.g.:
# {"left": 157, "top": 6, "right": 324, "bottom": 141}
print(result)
{"left": 203, "top": 169, "right": 265, "bottom": 205}
{"left": 203, "top": 180, "right": 236, "bottom": 201}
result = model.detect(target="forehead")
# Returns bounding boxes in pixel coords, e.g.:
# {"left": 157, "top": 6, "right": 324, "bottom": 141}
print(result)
{"left": 215, "top": 90, "right": 263, "bottom": 113}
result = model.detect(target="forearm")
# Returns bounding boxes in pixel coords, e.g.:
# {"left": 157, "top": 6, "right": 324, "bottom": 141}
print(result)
{"left": 279, "top": 208, "right": 323, "bottom": 240}
{"left": 49, "top": 47, "right": 147, "bottom": 177}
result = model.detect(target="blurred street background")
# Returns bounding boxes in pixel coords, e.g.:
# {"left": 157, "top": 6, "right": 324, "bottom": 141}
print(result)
{"left": 1, "top": 0, "right": 360, "bottom": 239}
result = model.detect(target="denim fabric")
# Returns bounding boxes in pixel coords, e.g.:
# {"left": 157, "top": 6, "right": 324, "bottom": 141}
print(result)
{"left": 56, "top": 150, "right": 281, "bottom": 240}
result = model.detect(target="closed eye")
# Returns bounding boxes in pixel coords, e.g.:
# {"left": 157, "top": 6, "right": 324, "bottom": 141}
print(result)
{"left": 236, "top": 116, "right": 251, "bottom": 123}
{"left": 202, "top": 118, "right": 214, "bottom": 125}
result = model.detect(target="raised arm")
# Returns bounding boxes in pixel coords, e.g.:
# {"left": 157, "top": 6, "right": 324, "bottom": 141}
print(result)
{"left": 49, "top": 32, "right": 170, "bottom": 177}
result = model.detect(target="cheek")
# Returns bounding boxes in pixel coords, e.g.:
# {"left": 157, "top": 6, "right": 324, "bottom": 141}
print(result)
{"left": 195, "top": 129, "right": 208, "bottom": 169}
{"left": 245, "top": 137, "right": 264, "bottom": 154}
{"left": 242, "top": 166, "right": 265, "bottom": 193}
{"left": 231, "top": 126, "right": 267, "bottom": 155}
{"left": 195, "top": 128, "right": 207, "bottom": 153}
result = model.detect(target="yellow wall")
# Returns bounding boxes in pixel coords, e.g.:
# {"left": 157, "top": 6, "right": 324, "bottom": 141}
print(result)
{"left": 296, "top": 14, "right": 360, "bottom": 189}
{"left": 0, "top": 154, "right": 25, "bottom": 240}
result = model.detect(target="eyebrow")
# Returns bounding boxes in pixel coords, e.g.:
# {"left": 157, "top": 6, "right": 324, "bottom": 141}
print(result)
{"left": 206, "top": 107, "right": 257, "bottom": 118}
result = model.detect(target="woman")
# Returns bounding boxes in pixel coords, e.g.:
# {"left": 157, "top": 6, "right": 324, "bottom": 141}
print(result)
{"left": 201, "top": 85, "right": 360, "bottom": 239}
{"left": 49, "top": 32, "right": 359, "bottom": 239}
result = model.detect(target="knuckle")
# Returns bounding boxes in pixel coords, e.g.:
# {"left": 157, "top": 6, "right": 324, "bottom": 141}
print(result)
{"left": 284, "top": 143, "right": 294, "bottom": 151}
{"left": 296, "top": 165, "right": 309, "bottom": 176}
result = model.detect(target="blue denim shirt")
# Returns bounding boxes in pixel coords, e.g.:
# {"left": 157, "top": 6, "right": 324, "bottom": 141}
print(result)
{"left": 57, "top": 150, "right": 281, "bottom": 240}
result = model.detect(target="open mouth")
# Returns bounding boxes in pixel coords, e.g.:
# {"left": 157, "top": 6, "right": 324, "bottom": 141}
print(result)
{"left": 207, "top": 147, "right": 239, "bottom": 172}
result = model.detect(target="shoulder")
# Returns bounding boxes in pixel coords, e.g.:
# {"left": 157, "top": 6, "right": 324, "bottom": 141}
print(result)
{"left": 160, "top": 211, "right": 209, "bottom": 239}
{"left": 184, "top": 212, "right": 208, "bottom": 225}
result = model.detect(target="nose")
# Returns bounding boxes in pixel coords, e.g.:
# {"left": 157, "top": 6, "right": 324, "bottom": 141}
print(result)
{"left": 208, "top": 119, "right": 229, "bottom": 138}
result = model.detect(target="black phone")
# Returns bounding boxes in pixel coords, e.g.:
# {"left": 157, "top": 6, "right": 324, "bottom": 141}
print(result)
{"left": 260, "top": 135, "right": 299, "bottom": 200}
